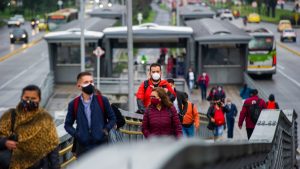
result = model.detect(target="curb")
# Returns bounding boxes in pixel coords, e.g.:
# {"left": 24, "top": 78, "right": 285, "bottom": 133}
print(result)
{"left": 277, "top": 41, "right": 300, "bottom": 57}
{"left": 0, "top": 38, "right": 42, "bottom": 62}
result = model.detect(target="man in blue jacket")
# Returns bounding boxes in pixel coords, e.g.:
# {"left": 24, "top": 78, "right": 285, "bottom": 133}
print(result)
{"left": 64, "top": 72, "right": 116, "bottom": 157}
{"left": 224, "top": 98, "right": 238, "bottom": 139}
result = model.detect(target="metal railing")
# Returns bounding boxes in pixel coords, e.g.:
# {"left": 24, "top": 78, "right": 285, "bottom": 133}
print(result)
{"left": 64, "top": 109, "right": 298, "bottom": 169}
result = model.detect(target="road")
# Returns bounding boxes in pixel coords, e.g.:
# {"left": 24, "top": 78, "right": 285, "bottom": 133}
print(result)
{"left": 0, "top": 22, "right": 45, "bottom": 59}
{"left": 0, "top": 40, "right": 49, "bottom": 115}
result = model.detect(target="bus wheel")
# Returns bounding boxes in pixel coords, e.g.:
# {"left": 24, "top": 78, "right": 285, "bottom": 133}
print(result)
{"left": 265, "top": 74, "right": 273, "bottom": 79}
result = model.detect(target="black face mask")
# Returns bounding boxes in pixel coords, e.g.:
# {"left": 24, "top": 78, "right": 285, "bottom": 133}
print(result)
{"left": 82, "top": 84, "right": 94, "bottom": 95}
{"left": 21, "top": 99, "right": 39, "bottom": 111}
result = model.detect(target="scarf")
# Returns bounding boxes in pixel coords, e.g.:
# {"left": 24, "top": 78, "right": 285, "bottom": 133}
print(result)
{"left": 0, "top": 105, "right": 59, "bottom": 169}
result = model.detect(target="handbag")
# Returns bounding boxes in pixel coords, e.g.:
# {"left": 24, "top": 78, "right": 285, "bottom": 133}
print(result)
{"left": 0, "top": 109, "right": 16, "bottom": 169}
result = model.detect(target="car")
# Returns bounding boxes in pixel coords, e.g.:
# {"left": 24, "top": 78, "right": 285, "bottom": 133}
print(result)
{"left": 220, "top": 9, "right": 234, "bottom": 20}
{"left": 14, "top": 14, "right": 25, "bottom": 24}
{"left": 37, "top": 19, "right": 47, "bottom": 31}
{"left": 247, "top": 13, "right": 261, "bottom": 23}
{"left": 277, "top": 20, "right": 292, "bottom": 32}
{"left": 280, "top": 28, "right": 296, "bottom": 42}
{"left": 9, "top": 28, "right": 28, "bottom": 44}
{"left": 7, "top": 17, "right": 21, "bottom": 27}
{"left": 216, "top": 9, "right": 225, "bottom": 17}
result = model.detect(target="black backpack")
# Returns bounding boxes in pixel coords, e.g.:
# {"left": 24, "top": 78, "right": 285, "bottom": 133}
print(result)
{"left": 248, "top": 99, "right": 262, "bottom": 124}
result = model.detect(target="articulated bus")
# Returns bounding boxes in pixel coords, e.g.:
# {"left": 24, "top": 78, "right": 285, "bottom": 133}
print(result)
{"left": 246, "top": 28, "right": 276, "bottom": 78}
{"left": 46, "top": 8, "right": 78, "bottom": 31}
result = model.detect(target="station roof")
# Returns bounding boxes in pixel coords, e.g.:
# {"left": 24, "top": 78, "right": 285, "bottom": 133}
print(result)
{"left": 179, "top": 5, "right": 215, "bottom": 19}
{"left": 185, "top": 18, "right": 251, "bottom": 44}
{"left": 87, "top": 5, "right": 126, "bottom": 19}
{"left": 44, "top": 18, "right": 116, "bottom": 43}
{"left": 103, "top": 23, "right": 193, "bottom": 39}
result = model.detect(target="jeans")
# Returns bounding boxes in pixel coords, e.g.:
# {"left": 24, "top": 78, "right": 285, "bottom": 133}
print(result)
{"left": 189, "top": 80, "right": 194, "bottom": 91}
{"left": 200, "top": 84, "right": 207, "bottom": 100}
{"left": 214, "top": 125, "right": 224, "bottom": 137}
{"left": 182, "top": 124, "right": 195, "bottom": 137}
{"left": 226, "top": 117, "right": 235, "bottom": 138}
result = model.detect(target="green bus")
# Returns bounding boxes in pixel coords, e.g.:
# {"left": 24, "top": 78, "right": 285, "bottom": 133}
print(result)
{"left": 246, "top": 28, "right": 276, "bottom": 78}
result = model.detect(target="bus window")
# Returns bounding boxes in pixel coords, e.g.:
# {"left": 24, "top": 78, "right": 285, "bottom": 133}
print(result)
{"left": 248, "top": 37, "right": 273, "bottom": 51}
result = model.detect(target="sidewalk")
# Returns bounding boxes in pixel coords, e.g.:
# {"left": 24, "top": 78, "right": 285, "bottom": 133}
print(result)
{"left": 190, "top": 85, "right": 248, "bottom": 140}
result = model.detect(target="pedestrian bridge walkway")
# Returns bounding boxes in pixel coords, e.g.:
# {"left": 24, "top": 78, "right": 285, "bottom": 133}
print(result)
{"left": 56, "top": 109, "right": 297, "bottom": 169}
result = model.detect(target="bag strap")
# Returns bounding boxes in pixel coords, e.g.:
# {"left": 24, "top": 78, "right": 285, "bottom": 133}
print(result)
{"left": 144, "top": 80, "right": 149, "bottom": 93}
{"left": 73, "top": 95, "right": 107, "bottom": 121}
{"left": 11, "top": 109, "right": 16, "bottom": 133}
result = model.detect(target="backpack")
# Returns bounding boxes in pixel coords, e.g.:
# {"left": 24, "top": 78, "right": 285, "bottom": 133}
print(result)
{"left": 179, "top": 103, "right": 194, "bottom": 123}
{"left": 248, "top": 99, "right": 262, "bottom": 124}
{"left": 73, "top": 95, "right": 107, "bottom": 121}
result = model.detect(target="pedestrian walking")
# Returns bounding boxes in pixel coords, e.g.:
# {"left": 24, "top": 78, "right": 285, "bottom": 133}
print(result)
{"left": 64, "top": 72, "right": 116, "bottom": 157}
{"left": 197, "top": 72, "right": 210, "bottom": 100}
{"left": 167, "top": 55, "right": 175, "bottom": 78}
{"left": 186, "top": 68, "right": 195, "bottom": 93}
{"left": 266, "top": 94, "right": 279, "bottom": 109}
{"left": 240, "top": 84, "right": 252, "bottom": 102}
{"left": 0, "top": 85, "right": 60, "bottom": 169}
{"left": 215, "top": 85, "right": 226, "bottom": 103}
{"left": 136, "top": 63, "right": 176, "bottom": 114}
{"left": 181, "top": 93, "right": 200, "bottom": 137}
{"left": 224, "top": 98, "right": 238, "bottom": 139}
{"left": 238, "top": 89, "right": 267, "bottom": 139}
{"left": 207, "top": 97, "right": 226, "bottom": 141}
{"left": 142, "top": 87, "right": 182, "bottom": 138}
{"left": 167, "top": 79, "right": 186, "bottom": 114}
{"left": 207, "top": 86, "right": 217, "bottom": 101}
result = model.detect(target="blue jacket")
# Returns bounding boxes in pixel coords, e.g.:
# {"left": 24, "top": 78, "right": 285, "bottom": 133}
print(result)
{"left": 240, "top": 87, "right": 251, "bottom": 99}
{"left": 64, "top": 95, "right": 116, "bottom": 146}
{"left": 224, "top": 103, "right": 238, "bottom": 119}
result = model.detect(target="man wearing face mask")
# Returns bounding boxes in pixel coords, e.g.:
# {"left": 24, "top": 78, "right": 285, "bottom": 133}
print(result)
{"left": 136, "top": 63, "right": 176, "bottom": 114}
{"left": 64, "top": 72, "right": 116, "bottom": 157}
{"left": 197, "top": 72, "right": 210, "bottom": 100}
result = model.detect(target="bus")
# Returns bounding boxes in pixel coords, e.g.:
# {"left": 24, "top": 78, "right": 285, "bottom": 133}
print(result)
{"left": 46, "top": 8, "right": 78, "bottom": 31}
{"left": 246, "top": 28, "right": 276, "bottom": 78}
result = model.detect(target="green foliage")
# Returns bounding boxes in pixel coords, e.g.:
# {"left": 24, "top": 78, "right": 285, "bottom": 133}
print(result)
{"left": 0, "top": 0, "right": 9, "bottom": 11}
{"left": 159, "top": 3, "right": 168, "bottom": 11}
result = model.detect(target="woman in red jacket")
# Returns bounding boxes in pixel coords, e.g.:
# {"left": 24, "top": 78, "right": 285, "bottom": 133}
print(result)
{"left": 142, "top": 87, "right": 182, "bottom": 139}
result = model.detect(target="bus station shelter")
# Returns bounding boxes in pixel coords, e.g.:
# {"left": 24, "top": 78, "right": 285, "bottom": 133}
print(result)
{"left": 178, "top": 5, "right": 215, "bottom": 26}
{"left": 186, "top": 18, "right": 251, "bottom": 84}
{"left": 102, "top": 23, "right": 194, "bottom": 77}
{"left": 44, "top": 17, "right": 116, "bottom": 83}
{"left": 87, "top": 5, "right": 126, "bottom": 25}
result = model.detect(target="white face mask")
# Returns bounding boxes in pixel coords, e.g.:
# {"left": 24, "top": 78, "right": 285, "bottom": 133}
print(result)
{"left": 152, "top": 73, "right": 161, "bottom": 81}
{"left": 203, "top": 73, "right": 206, "bottom": 76}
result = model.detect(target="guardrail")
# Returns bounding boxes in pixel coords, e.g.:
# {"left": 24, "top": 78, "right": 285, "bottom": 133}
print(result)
{"left": 57, "top": 108, "right": 212, "bottom": 168}
{"left": 64, "top": 109, "right": 298, "bottom": 169}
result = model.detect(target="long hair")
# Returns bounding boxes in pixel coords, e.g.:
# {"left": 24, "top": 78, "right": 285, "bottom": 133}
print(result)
{"left": 152, "top": 87, "right": 173, "bottom": 108}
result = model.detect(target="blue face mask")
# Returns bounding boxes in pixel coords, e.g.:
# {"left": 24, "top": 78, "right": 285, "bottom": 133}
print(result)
{"left": 21, "top": 99, "right": 39, "bottom": 111}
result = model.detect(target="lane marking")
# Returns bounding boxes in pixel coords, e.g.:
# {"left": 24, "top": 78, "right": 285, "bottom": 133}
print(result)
{"left": 277, "top": 41, "right": 300, "bottom": 57}
{"left": 277, "top": 64, "right": 285, "bottom": 70}
{"left": 277, "top": 69, "right": 300, "bottom": 89}
{"left": 0, "top": 56, "right": 46, "bottom": 90}
{"left": 0, "top": 38, "right": 42, "bottom": 62}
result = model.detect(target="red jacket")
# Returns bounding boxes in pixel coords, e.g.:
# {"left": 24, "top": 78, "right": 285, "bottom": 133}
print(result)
{"left": 238, "top": 96, "right": 267, "bottom": 129}
{"left": 136, "top": 79, "right": 176, "bottom": 108}
{"left": 142, "top": 105, "right": 182, "bottom": 138}
{"left": 197, "top": 75, "right": 209, "bottom": 87}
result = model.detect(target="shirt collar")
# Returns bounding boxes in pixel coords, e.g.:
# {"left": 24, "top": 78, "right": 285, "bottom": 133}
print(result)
{"left": 80, "top": 94, "right": 94, "bottom": 103}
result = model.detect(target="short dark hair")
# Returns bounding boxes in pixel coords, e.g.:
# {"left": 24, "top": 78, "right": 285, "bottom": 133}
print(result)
{"left": 77, "top": 72, "right": 92, "bottom": 82}
{"left": 269, "top": 94, "right": 275, "bottom": 101}
{"left": 149, "top": 63, "right": 161, "bottom": 72}
{"left": 21, "top": 85, "right": 41, "bottom": 99}
{"left": 183, "top": 92, "right": 188, "bottom": 99}
{"left": 251, "top": 89, "right": 258, "bottom": 96}
{"left": 167, "top": 78, "right": 175, "bottom": 84}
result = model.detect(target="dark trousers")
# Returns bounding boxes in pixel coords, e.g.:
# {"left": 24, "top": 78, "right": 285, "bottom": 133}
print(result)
{"left": 75, "top": 138, "right": 107, "bottom": 157}
{"left": 246, "top": 128, "right": 254, "bottom": 140}
{"left": 226, "top": 117, "right": 234, "bottom": 138}
{"left": 200, "top": 84, "right": 207, "bottom": 100}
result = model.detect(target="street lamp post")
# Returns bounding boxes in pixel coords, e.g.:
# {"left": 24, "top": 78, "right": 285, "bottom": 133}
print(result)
{"left": 176, "top": 0, "right": 179, "bottom": 26}
{"left": 80, "top": 0, "right": 86, "bottom": 72}
{"left": 127, "top": 0, "right": 134, "bottom": 113}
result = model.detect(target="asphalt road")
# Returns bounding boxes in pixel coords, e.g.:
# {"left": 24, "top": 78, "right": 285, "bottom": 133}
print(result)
{"left": 0, "top": 21, "right": 45, "bottom": 58}
{"left": 0, "top": 41, "right": 49, "bottom": 116}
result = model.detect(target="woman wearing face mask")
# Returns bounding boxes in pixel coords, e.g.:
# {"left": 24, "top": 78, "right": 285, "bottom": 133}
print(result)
{"left": 142, "top": 87, "right": 182, "bottom": 139}
{"left": 0, "top": 85, "right": 60, "bottom": 169}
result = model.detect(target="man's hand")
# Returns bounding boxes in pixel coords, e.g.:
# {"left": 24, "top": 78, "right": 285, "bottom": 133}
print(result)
{"left": 5, "top": 140, "right": 17, "bottom": 150}
{"left": 211, "top": 118, "right": 215, "bottom": 123}
{"left": 103, "top": 129, "right": 109, "bottom": 136}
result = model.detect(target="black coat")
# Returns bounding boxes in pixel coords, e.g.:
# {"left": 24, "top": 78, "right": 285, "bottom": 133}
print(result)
{"left": 175, "top": 89, "right": 186, "bottom": 114}
{"left": 111, "top": 104, "right": 126, "bottom": 129}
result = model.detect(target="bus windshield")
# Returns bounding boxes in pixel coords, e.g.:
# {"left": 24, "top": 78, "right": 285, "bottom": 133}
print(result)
{"left": 48, "top": 16, "right": 67, "bottom": 25}
{"left": 248, "top": 37, "right": 274, "bottom": 51}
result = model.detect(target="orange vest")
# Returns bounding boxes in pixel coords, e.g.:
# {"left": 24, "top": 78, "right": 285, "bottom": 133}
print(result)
{"left": 182, "top": 102, "right": 199, "bottom": 128}
{"left": 267, "top": 101, "right": 276, "bottom": 109}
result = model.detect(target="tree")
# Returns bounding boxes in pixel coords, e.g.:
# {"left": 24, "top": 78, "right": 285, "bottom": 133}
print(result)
{"left": 0, "top": 0, "right": 9, "bottom": 11}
